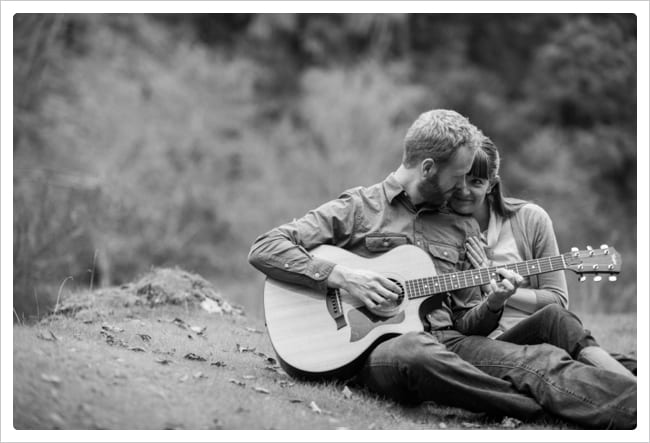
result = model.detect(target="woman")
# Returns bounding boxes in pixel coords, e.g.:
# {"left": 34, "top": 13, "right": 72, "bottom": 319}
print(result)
{"left": 448, "top": 137, "right": 636, "bottom": 376}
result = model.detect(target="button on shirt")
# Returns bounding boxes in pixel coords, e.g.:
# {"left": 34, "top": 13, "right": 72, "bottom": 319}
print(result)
{"left": 248, "top": 173, "right": 502, "bottom": 334}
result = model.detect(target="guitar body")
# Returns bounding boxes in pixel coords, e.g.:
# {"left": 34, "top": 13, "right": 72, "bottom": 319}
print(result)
{"left": 263, "top": 244, "right": 443, "bottom": 380}
{"left": 263, "top": 242, "right": 621, "bottom": 381}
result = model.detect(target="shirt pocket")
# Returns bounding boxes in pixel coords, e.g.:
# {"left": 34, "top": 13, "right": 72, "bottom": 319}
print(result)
{"left": 365, "top": 234, "right": 409, "bottom": 252}
{"left": 427, "top": 242, "right": 460, "bottom": 275}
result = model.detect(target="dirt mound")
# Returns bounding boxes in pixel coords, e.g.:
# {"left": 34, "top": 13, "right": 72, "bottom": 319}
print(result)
{"left": 52, "top": 267, "right": 244, "bottom": 321}
{"left": 133, "top": 267, "right": 244, "bottom": 315}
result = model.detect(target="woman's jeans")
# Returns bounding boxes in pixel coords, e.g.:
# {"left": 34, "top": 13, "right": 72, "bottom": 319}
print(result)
{"left": 497, "top": 304, "right": 636, "bottom": 375}
{"left": 355, "top": 305, "right": 637, "bottom": 429}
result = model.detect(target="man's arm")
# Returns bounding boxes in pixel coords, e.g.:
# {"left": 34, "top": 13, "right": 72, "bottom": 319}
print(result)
{"left": 248, "top": 195, "right": 356, "bottom": 293}
{"left": 452, "top": 268, "right": 523, "bottom": 335}
{"left": 248, "top": 193, "right": 401, "bottom": 308}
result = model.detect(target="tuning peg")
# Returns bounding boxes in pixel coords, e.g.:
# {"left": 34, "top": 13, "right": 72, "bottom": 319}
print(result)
{"left": 578, "top": 274, "right": 586, "bottom": 282}
{"left": 593, "top": 275, "right": 602, "bottom": 282}
{"left": 586, "top": 245, "right": 594, "bottom": 256}
{"left": 571, "top": 247, "right": 579, "bottom": 257}
{"left": 608, "top": 275, "right": 617, "bottom": 282}
{"left": 600, "top": 244, "right": 609, "bottom": 250}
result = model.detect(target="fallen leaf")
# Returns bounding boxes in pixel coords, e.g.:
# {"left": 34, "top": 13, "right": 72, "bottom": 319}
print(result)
{"left": 289, "top": 399, "right": 302, "bottom": 403}
{"left": 229, "top": 378, "right": 246, "bottom": 387}
{"left": 500, "top": 416, "right": 522, "bottom": 428}
{"left": 36, "top": 330, "right": 58, "bottom": 341}
{"left": 137, "top": 334, "right": 152, "bottom": 342}
{"left": 278, "top": 380, "right": 295, "bottom": 388}
{"left": 155, "top": 358, "right": 173, "bottom": 365}
{"left": 253, "top": 386, "right": 270, "bottom": 394}
{"left": 184, "top": 352, "right": 206, "bottom": 361}
{"left": 101, "top": 324, "right": 124, "bottom": 333}
{"left": 236, "top": 344, "right": 255, "bottom": 353}
{"left": 193, "top": 371, "right": 207, "bottom": 379}
{"left": 245, "top": 327, "right": 263, "bottom": 334}
{"left": 190, "top": 325, "right": 207, "bottom": 335}
{"left": 41, "top": 374, "right": 62, "bottom": 385}
{"left": 342, "top": 386, "right": 353, "bottom": 399}
{"left": 309, "top": 401, "right": 322, "bottom": 414}
{"left": 172, "top": 318, "right": 189, "bottom": 330}
{"left": 128, "top": 346, "right": 146, "bottom": 352}
{"left": 210, "top": 361, "right": 226, "bottom": 367}
{"left": 200, "top": 298, "right": 223, "bottom": 314}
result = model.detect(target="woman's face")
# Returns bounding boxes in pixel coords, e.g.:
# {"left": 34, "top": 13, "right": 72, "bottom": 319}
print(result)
{"left": 449, "top": 174, "right": 491, "bottom": 215}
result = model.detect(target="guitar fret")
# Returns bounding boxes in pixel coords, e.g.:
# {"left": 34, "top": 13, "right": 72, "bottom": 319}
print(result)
{"left": 401, "top": 249, "right": 614, "bottom": 300}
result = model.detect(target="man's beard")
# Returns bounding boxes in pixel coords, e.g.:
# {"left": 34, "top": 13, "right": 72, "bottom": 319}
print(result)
{"left": 417, "top": 175, "right": 450, "bottom": 208}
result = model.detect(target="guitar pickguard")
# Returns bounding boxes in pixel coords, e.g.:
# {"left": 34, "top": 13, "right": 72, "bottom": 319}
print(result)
{"left": 347, "top": 307, "right": 405, "bottom": 342}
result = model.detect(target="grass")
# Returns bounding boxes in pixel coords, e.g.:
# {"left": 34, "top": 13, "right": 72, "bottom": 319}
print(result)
{"left": 13, "top": 268, "right": 638, "bottom": 432}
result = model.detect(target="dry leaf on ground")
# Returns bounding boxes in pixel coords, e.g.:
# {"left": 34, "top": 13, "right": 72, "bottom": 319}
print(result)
{"left": 41, "top": 374, "right": 62, "bottom": 385}
{"left": 101, "top": 324, "right": 124, "bottom": 333}
{"left": 309, "top": 401, "right": 322, "bottom": 414}
{"left": 36, "top": 330, "right": 58, "bottom": 341}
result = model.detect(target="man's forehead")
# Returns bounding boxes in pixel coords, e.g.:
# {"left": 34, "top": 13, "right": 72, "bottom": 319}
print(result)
{"left": 447, "top": 145, "right": 475, "bottom": 173}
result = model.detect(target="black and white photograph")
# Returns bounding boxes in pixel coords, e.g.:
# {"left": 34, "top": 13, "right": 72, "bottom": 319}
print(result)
{"left": 1, "top": 1, "right": 648, "bottom": 442}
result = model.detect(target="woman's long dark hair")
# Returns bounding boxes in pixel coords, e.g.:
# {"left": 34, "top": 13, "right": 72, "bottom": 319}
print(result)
{"left": 468, "top": 138, "right": 520, "bottom": 219}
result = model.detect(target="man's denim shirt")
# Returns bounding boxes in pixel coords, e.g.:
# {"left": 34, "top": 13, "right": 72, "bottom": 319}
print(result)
{"left": 249, "top": 173, "right": 501, "bottom": 335}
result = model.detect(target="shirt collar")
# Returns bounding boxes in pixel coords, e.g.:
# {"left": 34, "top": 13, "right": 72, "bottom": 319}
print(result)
{"left": 382, "top": 173, "right": 407, "bottom": 203}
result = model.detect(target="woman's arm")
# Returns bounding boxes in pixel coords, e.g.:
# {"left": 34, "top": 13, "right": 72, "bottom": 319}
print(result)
{"left": 516, "top": 204, "right": 569, "bottom": 310}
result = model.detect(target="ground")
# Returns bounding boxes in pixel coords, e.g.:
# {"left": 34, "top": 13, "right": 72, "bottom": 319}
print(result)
{"left": 12, "top": 268, "right": 634, "bottom": 431}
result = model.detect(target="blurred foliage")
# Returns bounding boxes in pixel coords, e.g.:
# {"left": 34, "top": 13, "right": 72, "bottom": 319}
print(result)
{"left": 13, "top": 13, "right": 637, "bottom": 319}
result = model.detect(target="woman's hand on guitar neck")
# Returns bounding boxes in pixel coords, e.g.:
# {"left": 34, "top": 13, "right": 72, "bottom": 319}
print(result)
{"left": 484, "top": 268, "right": 524, "bottom": 312}
{"left": 327, "top": 264, "right": 402, "bottom": 310}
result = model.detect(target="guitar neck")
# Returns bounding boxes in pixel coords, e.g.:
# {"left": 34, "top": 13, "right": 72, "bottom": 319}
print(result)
{"left": 405, "top": 253, "right": 570, "bottom": 299}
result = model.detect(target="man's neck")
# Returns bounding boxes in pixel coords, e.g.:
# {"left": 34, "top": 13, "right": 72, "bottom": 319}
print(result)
{"left": 393, "top": 165, "right": 424, "bottom": 205}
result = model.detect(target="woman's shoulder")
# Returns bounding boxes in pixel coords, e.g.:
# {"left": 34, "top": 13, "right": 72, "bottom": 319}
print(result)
{"left": 506, "top": 198, "right": 553, "bottom": 226}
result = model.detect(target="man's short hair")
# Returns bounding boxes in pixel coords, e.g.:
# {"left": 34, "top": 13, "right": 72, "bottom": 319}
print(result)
{"left": 402, "top": 109, "right": 482, "bottom": 168}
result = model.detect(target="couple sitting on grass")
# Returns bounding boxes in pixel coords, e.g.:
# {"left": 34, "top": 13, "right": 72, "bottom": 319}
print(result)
{"left": 248, "top": 109, "right": 637, "bottom": 429}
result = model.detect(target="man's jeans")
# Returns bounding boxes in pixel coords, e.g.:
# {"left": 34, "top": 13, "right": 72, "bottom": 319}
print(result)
{"left": 356, "top": 305, "right": 637, "bottom": 429}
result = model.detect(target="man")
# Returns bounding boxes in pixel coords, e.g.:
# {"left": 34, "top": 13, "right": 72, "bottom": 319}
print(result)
{"left": 248, "top": 109, "right": 636, "bottom": 429}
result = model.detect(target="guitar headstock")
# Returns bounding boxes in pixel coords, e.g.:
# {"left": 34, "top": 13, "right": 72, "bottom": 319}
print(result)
{"left": 564, "top": 244, "right": 621, "bottom": 282}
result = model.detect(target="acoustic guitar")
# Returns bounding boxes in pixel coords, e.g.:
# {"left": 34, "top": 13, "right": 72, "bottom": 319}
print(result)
{"left": 263, "top": 244, "right": 621, "bottom": 380}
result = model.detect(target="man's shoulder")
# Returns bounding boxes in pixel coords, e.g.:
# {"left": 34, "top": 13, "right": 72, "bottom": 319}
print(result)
{"left": 338, "top": 181, "right": 385, "bottom": 199}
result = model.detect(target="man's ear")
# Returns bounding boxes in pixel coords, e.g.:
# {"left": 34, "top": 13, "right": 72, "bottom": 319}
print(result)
{"left": 421, "top": 158, "right": 437, "bottom": 178}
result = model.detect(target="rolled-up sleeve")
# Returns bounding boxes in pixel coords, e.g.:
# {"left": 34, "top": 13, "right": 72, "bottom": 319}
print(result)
{"left": 248, "top": 193, "right": 358, "bottom": 292}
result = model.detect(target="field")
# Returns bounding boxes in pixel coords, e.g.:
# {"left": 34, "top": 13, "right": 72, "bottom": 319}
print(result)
{"left": 12, "top": 268, "right": 636, "bottom": 432}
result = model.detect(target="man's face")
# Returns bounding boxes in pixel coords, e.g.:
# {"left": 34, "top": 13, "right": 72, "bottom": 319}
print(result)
{"left": 417, "top": 145, "right": 475, "bottom": 207}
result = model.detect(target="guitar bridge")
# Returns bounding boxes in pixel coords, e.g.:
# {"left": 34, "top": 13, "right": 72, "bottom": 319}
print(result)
{"left": 326, "top": 288, "right": 347, "bottom": 330}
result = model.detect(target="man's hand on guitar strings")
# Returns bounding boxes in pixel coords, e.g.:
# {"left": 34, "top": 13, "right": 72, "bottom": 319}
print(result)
{"left": 327, "top": 264, "right": 402, "bottom": 310}
{"left": 485, "top": 268, "right": 524, "bottom": 312}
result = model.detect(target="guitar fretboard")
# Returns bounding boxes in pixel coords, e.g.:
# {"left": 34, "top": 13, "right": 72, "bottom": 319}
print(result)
{"left": 404, "top": 253, "right": 569, "bottom": 299}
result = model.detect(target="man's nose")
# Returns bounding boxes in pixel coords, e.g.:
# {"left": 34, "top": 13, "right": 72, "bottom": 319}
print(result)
{"left": 455, "top": 176, "right": 468, "bottom": 193}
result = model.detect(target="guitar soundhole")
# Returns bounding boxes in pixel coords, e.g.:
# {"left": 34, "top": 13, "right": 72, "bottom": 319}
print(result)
{"left": 370, "top": 278, "right": 405, "bottom": 318}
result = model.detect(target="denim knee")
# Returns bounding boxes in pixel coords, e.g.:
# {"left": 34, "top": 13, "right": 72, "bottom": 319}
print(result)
{"left": 537, "top": 303, "right": 570, "bottom": 320}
